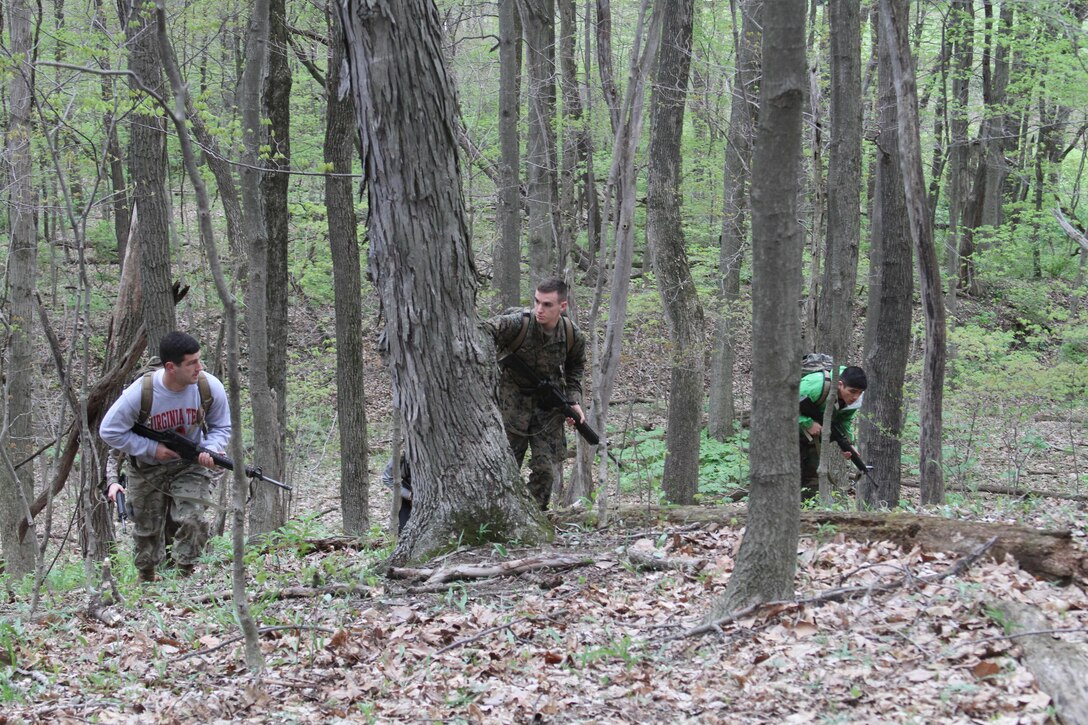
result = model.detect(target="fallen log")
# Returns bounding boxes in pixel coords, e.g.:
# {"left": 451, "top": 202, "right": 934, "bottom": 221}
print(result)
{"left": 557, "top": 504, "right": 1088, "bottom": 581}
{"left": 989, "top": 600, "right": 1088, "bottom": 724}
{"left": 900, "top": 478, "right": 1088, "bottom": 504}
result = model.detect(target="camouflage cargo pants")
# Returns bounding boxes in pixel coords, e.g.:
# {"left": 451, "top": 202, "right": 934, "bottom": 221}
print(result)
{"left": 126, "top": 459, "right": 215, "bottom": 573}
{"left": 501, "top": 392, "right": 566, "bottom": 510}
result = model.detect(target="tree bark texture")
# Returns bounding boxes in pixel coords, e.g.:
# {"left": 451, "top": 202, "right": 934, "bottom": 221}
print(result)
{"left": 337, "top": 0, "right": 550, "bottom": 564}
{"left": 815, "top": 0, "right": 862, "bottom": 362}
{"left": 557, "top": 0, "right": 587, "bottom": 286}
{"left": 710, "top": 0, "right": 806, "bottom": 618}
{"left": 1, "top": 0, "right": 40, "bottom": 576}
{"left": 495, "top": 0, "right": 522, "bottom": 310}
{"left": 858, "top": 11, "right": 912, "bottom": 510}
{"left": 879, "top": 0, "right": 947, "bottom": 505}
{"left": 595, "top": 0, "right": 621, "bottom": 135}
{"left": 240, "top": 0, "right": 283, "bottom": 534}
{"left": 708, "top": 0, "right": 761, "bottom": 441}
{"left": 325, "top": 8, "right": 369, "bottom": 536}
{"left": 942, "top": 0, "right": 973, "bottom": 316}
{"left": 646, "top": 0, "right": 703, "bottom": 505}
{"left": 251, "top": 0, "right": 293, "bottom": 530}
{"left": 124, "top": 0, "right": 175, "bottom": 352}
{"left": 519, "top": 0, "right": 560, "bottom": 281}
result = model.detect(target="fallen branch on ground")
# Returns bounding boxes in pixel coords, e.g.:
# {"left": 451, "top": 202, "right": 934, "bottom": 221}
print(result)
{"left": 672, "top": 537, "right": 998, "bottom": 642}
{"left": 389, "top": 554, "right": 594, "bottom": 591}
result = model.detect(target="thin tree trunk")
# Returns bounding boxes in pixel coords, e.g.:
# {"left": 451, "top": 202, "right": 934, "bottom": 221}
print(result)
{"left": 520, "top": 0, "right": 560, "bottom": 281}
{"left": 154, "top": 0, "right": 264, "bottom": 672}
{"left": 646, "top": 0, "right": 703, "bottom": 505}
{"left": 879, "top": 0, "right": 947, "bottom": 505}
{"left": 1, "top": 0, "right": 40, "bottom": 577}
{"left": 325, "top": 7, "right": 368, "bottom": 536}
{"left": 709, "top": 0, "right": 806, "bottom": 618}
{"left": 495, "top": 0, "right": 523, "bottom": 309}
{"left": 240, "top": 0, "right": 281, "bottom": 534}
{"left": 708, "top": 0, "right": 761, "bottom": 441}
{"left": 858, "top": 5, "right": 911, "bottom": 510}
{"left": 124, "top": 0, "right": 175, "bottom": 351}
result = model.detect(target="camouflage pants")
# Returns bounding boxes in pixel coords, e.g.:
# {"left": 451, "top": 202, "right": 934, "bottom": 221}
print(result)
{"left": 126, "top": 459, "right": 215, "bottom": 573}
{"left": 799, "top": 435, "right": 821, "bottom": 501}
{"left": 501, "top": 392, "right": 566, "bottom": 510}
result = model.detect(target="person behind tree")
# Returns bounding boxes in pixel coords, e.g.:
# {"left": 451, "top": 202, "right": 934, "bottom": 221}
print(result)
{"left": 483, "top": 278, "right": 587, "bottom": 510}
{"left": 100, "top": 331, "right": 231, "bottom": 582}
{"left": 382, "top": 452, "right": 412, "bottom": 533}
{"left": 798, "top": 365, "right": 867, "bottom": 501}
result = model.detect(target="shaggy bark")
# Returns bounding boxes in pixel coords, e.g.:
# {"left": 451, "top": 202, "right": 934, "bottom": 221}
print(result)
{"left": 337, "top": 0, "right": 550, "bottom": 565}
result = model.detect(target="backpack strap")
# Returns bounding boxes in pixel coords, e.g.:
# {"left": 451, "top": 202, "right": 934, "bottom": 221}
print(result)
{"left": 501, "top": 310, "right": 531, "bottom": 359}
{"left": 196, "top": 372, "right": 213, "bottom": 430}
{"left": 563, "top": 316, "right": 574, "bottom": 355}
{"left": 137, "top": 372, "right": 155, "bottom": 425}
{"left": 815, "top": 371, "right": 832, "bottom": 407}
{"left": 137, "top": 369, "right": 214, "bottom": 428}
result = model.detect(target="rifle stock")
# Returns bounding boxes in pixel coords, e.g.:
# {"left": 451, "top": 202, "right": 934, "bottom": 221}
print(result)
{"left": 131, "top": 422, "right": 292, "bottom": 491}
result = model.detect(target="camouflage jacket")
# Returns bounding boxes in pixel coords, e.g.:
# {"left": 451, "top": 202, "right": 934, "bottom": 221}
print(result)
{"left": 483, "top": 311, "right": 586, "bottom": 407}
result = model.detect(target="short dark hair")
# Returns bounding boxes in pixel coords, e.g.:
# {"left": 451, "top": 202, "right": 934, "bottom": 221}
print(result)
{"left": 536, "top": 277, "right": 568, "bottom": 301}
{"left": 840, "top": 366, "right": 867, "bottom": 391}
{"left": 159, "top": 331, "right": 201, "bottom": 365}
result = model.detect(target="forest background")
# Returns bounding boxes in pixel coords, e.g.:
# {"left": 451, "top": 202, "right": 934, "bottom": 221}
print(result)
{"left": 1, "top": 0, "right": 1088, "bottom": 722}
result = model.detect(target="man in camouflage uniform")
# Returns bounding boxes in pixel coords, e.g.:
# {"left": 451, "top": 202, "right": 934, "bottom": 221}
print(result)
{"left": 100, "top": 332, "right": 231, "bottom": 582}
{"left": 484, "top": 278, "right": 586, "bottom": 510}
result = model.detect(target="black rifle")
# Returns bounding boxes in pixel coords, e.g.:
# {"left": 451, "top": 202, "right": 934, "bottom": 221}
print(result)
{"left": 503, "top": 353, "right": 622, "bottom": 469}
{"left": 799, "top": 398, "right": 872, "bottom": 475}
{"left": 131, "top": 422, "right": 292, "bottom": 491}
{"left": 114, "top": 487, "right": 128, "bottom": 531}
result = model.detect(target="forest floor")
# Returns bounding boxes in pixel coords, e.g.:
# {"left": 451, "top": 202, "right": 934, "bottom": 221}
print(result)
{"left": 3, "top": 301, "right": 1088, "bottom": 723}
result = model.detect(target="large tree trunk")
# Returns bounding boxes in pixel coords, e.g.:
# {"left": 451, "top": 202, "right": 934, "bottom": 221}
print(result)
{"left": 123, "top": 0, "right": 175, "bottom": 351}
{"left": 325, "top": 7, "right": 368, "bottom": 536}
{"left": 520, "top": 0, "right": 560, "bottom": 281}
{"left": 557, "top": 0, "right": 587, "bottom": 289}
{"left": 708, "top": 0, "right": 761, "bottom": 441}
{"left": 646, "top": 0, "right": 703, "bottom": 505}
{"left": 709, "top": 0, "right": 806, "bottom": 618}
{"left": 879, "top": 0, "right": 947, "bottom": 505}
{"left": 494, "top": 0, "right": 522, "bottom": 310}
{"left": 337, "top": 0, "right": 550, "bottom": 565}
{"left": 1, "top": 0, "right": 40, "bottom": 577}
{"left": 858, "top": 7, "right": 912, "bottom": 510}
{"left": 594, "top": 0, "right": 621, "bottom": 135}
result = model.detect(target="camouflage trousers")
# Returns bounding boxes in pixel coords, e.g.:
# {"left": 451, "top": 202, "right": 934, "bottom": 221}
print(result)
{"left": 501, "top": 393, "right": 567, "bottom": 510}
{"left": 126, "top": 459, "right": 215, "bottom": 573}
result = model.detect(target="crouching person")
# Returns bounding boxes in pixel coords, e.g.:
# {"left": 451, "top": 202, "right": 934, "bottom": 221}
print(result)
{"left": 100, "top": 331, "right": 231, "bottom": 582}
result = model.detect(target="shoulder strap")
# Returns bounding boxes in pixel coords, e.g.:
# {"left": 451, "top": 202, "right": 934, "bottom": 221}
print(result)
{"left": 138, "top": 372, "right": 155, "bottom": 425}
{"left": 503, "top": 310, "right": 531, "bottom": 358}
{"left": 196, "top": 372, "right": 213, "bottom": 429}
{"left": 564, "top": 316, "right": 574, "bottom": 355}
{"left": 815, "top": 371, "right": 832, "bottom": 407}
